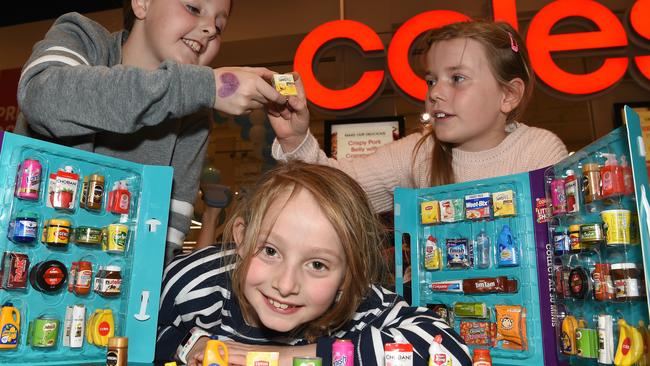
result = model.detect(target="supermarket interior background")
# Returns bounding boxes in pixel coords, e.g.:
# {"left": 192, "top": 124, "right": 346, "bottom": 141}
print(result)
{"left": 0, "top": 0, "right": 649, "bottom": 249}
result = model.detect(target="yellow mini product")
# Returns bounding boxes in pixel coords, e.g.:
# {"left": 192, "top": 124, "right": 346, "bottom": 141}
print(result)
{"left": 561, "top": 315, "right": 578, "bottom": 355}
{"left": 203, "top": 339, "right": 228, "bottom": 366}
{"left": 493, "top": 190, "right": 516, "bottom": 217}
{"left": 420, "top": 201, "right": 439, "bottom": 224}
{"left": 601, "top": 209, "right": 632, "bottom": 245}
{"left": 614, "top": 318, "right": 643, "bottom": 366}
{"left": 423, "top": 235, "right": 441, "bottom": 270}
{"left": 46, "top": 218, "right": 71, "bottom": 246}
{"left": 247, "top": 351, "right": 279, "bottom": 366}
{"left": 89, "top": 309, "right": 114, "bottom": 347}
{"left": 107, "top": 224, "right": 128, "bottom": 253}
{"left": 636, "top": 321, "right": 650, "bottom": 366}
{"left": 273, "top": 74, "right": 298, "bottom": 96}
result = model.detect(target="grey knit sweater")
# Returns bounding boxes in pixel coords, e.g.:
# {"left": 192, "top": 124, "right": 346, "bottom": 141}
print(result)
{"left": 15, "top": 12, "right": 216, "bottom": 261}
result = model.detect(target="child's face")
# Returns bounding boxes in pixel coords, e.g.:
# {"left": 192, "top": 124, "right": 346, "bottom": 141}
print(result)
{"left": 424, "top": 37, "right": 510, "bottom": 152}
{"left": 241, "top": 189, "right": 346, "bottom": 333}
{"left": 136, "top": 0, "right": 230, "bottom": 68}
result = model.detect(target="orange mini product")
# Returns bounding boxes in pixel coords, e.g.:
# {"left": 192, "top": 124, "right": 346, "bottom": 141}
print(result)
{"left": 495, "top": 305, "right": 527, "bottom": 350}
{"left": 0, "top": 302, "right": 20, "bottom": 349}
{"left": 108, "top": 180, "right": 131, "bottom": 215}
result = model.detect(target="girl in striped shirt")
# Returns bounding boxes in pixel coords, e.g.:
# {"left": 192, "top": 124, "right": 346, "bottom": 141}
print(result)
{"left": 156, "top": 161, "right": 471, "bottom": 365}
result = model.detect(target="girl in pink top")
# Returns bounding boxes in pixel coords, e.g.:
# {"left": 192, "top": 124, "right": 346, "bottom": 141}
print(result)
{"left": 269, "top": 19, "right": 568, "bottom": 213}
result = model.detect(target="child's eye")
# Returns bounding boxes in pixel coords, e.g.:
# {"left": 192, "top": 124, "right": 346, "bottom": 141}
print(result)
{"left": 310, "top": 261, "right": 328, "bottom": 271}
{"left": 452, "top": 75, "right": 466, "bottom": 83}
{"left": 263, "top": 246, "right": 277, "bottom": 257}
{"left": 425, "top": 78, "right": 437, "bottom": 87}
{"left": 185, "top": 4, "right": 200, "bottom": 14}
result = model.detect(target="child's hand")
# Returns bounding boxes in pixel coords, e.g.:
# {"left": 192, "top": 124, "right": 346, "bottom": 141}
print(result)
{"left": 186, "top": 336, "right": 210, "bottom": 366}
{"left": 212, "top": 67, "right": 287, "bottom": 115}
{"left": 267, "top": 72, "right": 310, "bottom": 153}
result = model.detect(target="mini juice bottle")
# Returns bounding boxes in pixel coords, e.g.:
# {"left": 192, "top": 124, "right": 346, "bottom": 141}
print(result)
{"left": 0, "top": 302, "right": 20, "bottom": 349}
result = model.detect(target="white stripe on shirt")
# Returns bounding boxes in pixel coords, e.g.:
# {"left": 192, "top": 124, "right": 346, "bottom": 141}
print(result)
{"left": 21, "top": 55, "right": 81, "bottom": 78}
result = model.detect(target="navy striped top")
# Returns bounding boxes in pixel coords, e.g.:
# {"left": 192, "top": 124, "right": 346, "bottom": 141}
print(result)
{"left": 155, "top": 246, "right": 471, "bottom": 365}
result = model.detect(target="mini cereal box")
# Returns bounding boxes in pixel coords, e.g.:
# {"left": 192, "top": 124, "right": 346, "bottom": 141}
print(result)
{"left": 493, "top": 190, "right": 516, "bottom": 217}
{"left": 420, "top": 200, "right": 439, "bottom": 224}
{"left": 272, "top": 73, "right": 298, "bottom": 96}
{"left": 465, "top": 193, "right": 491, "bottom": 220}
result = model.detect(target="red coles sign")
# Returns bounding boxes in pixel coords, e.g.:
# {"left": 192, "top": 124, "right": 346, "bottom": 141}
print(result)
{"left": 294, "top": 0, "right": 650, "bottom": 111}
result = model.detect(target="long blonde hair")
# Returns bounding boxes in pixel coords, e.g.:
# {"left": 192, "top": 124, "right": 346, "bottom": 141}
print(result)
{"left": 223, "top": 161, "right": 385, "bottom": 340}
{"left": 413, "top": 19, "right": 535, "bottom": 187}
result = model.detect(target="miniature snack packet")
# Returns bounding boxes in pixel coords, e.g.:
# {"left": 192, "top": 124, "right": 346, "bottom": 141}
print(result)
{"left": 272, "top": 73, "right": 298, "bottom": 96}
{"left": 465, "top": 193, "right": 491, "bottom": 220}
{"left": 493, "top": 190, "right": 516, "bottom": 217}
{"left": 421, "top": 200, "right": 440, "bottom": 224}
{"left": 459, "top": 321, "right": 497, "bottom": 346}
{"left": 246, "top": 351, "right": 279, "bottom": 366}
{"left": 495, "top": 305, "right": 528, "bottom": 350}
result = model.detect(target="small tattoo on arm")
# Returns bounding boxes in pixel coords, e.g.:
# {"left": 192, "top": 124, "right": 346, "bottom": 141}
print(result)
{"left": 218, "top": 72, "right": 240, "bottom": 98}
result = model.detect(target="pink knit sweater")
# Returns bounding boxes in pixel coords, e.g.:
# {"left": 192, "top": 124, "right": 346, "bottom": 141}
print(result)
{"left": 272, "top": 123, "right": 568, "bottom": 213}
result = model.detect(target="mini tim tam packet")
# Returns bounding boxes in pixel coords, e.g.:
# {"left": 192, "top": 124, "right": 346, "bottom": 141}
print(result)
{"left": 465, "top": 193, "right": 491, "bottom": 220}
{"left": 272, "top": 74, "right": 298, "bottom": 96}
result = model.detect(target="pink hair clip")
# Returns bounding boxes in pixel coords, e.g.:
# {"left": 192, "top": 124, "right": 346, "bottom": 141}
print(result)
{"left": 508, "top": 32, "right": 519, "bottom": 53}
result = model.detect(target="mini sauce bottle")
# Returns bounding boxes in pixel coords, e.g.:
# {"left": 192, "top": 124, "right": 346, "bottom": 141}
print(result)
{"left": 600, "top": 153, "right": 624, "bottom": 198}
{"left": 108, "top": 181, "right": 131, "bottom": 215}
{"left": 564, "top": 170, "right": 580, "bottom": 214}
{"left": 472, "top": 348, "right": 492, "bottom": 366}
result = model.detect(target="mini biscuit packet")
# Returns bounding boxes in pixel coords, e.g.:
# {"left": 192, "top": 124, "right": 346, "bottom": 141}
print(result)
{"left": 273, "top": 73, "right": 298, "bottom": 96}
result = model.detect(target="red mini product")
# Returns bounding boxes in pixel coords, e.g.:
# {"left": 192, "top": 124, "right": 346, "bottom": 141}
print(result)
{"left": 108, "top": 180, "right": 131, "bottom": 215}
{"left": 600, "top": 153, "right": 624, "bottom": 198}
{"left": 1, "top": 252, "right": 30, "bottom": 289}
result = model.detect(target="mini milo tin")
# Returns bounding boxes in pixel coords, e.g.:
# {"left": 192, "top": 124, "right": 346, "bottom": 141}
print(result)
{"left": 28, "top": 317, "right": 59, "bottom": 348}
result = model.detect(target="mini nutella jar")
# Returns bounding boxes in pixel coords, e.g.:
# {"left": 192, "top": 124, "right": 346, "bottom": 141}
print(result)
{"left": 94, "top": 265, "right": 122, "bottom": 297}
{"left": 612, "top": 263, "right": 644, "bottom": 301}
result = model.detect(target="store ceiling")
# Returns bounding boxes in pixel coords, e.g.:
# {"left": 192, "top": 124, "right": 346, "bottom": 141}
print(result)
{"left": 2, "top": 0, "right": 122, "bottom": 27}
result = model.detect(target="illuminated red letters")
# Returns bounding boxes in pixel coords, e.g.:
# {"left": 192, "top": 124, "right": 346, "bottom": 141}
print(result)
{"left": 293, "top": 1, "right": 650, "bottom": 111}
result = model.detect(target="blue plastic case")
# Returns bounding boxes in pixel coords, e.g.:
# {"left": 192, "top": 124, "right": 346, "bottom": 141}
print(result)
{"left": 0, "top": 132, "right": 172, "bottom": 365}
{"left": 395, "top": 171, "right": 550, "bottom": 366}
{"left": 394, "top": 107, "right": 650, "bottom": 366}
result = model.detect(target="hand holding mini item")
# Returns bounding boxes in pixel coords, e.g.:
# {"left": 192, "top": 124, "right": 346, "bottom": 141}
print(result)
{"left": 266, "top": 72, "right": 310, "bottom": 153}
